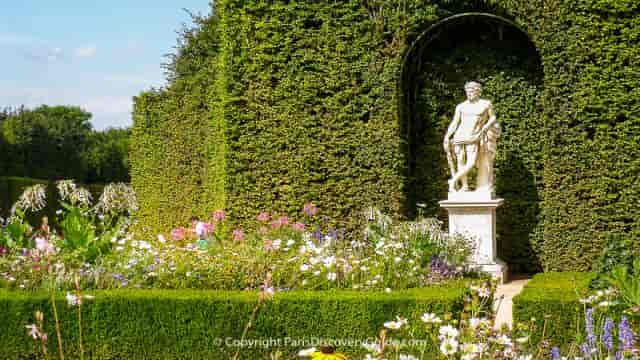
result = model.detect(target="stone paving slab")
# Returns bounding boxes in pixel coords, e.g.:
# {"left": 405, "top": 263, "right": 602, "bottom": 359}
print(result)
{"left": 493, "top": 277, "right": 530, "bottom": 329}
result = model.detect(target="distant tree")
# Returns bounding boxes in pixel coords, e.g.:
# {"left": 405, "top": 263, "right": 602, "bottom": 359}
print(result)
{"left": 84, "top": 128, "right": 130, "bottom": 183}
{"left": 1, "top": 105, "right": 92, "bottom": 180}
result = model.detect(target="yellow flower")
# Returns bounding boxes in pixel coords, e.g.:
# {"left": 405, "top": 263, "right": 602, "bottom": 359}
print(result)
{"left": 311, "top": 345, "right": 348, "bottom": 360}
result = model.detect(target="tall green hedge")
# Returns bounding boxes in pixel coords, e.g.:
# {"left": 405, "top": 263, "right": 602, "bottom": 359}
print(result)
{"left": 132, "top": 0, "right": 640, "bottom": 271}
{"left": 0, "top": 284, "right": 467, "bottom": 359}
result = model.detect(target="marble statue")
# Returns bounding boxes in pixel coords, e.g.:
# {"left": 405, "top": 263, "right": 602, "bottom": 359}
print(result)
{"left": 443, "top": 81, "right": 500, "bottom": 193}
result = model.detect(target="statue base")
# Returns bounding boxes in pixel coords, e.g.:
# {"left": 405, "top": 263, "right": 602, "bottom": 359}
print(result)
{"left": 439, "top": 192, "right": 508, "bottom": 283}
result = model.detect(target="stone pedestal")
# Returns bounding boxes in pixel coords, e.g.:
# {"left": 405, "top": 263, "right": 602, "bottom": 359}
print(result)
{"left": 439, "top": 191, "right": 508, "bottom": 283}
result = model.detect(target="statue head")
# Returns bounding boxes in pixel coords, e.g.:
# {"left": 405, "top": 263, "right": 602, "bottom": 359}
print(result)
{"left": 464, "top": 81, "right": 482, "bottom": 101}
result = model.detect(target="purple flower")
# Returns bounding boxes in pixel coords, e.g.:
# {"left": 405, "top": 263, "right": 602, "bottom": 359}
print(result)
{"left": 256, "top": 212, "right": 270, "bottom": 222}
{"left": 312, "top": 227, "right": 323, "bottom": 241}
{"left": 619, "top": 315, "right": 635, "bottom": 351}
{"left": 303, "top": 202, "right": 318, "bottom": 216}
{"left": 291, "top": 223, "right": 305, "bottom": 232}
{"left": 585, "top": 308, "right": 597, "bottom": 349}
{"left": 602, "top": 317, "right": 614, "bottom": 351}
{"left": 171, "top": 227, "right": 186, "bottom": 241}
{"left": 211, "top": 210, "right": 226, "bottom": 222}
{"left": 232, "top": 229, "right": 245, "bottom": 242}
{"left": 428, "top": 256, "right": 459, "bottom": 281}
{"left": 551, "top": 347, "right": 561, "bottom": 360}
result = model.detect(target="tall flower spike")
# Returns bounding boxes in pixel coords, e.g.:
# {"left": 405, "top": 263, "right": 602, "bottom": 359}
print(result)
{"left": 619, "top": 316, "right": 635, "bottom": 351}
{"left": 602, "top": 317, "right": 614, "bottom": 351}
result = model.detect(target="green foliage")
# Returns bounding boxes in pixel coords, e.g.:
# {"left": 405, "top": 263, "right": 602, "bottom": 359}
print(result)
{"left": 1, "top": 105, "right": 92, "bottom": 180}
{"left": 512, "top": 272, "right": 596, "bottom": 350}
{"left": 0, "top": 284, "right": 467, "bottom": 359}
{"left": 603, "top": 260, "right": 640, "bottom": 310}
{"left": 0, "top": 106, "right": 131, "bottom": 184}
{"left": 83, "top": 128, "right": 130, "bottom": 183}
{"left": 131, "top": 0, "right": 640, "bottom": 271}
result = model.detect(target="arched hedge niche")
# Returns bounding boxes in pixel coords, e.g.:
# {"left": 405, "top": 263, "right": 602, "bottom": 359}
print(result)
{"left": 400, "top": 13, "right": 544, "bottom": 273}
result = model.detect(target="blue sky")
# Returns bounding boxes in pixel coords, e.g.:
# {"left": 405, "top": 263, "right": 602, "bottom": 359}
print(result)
{"left": 0, "top": 1, "right": 212, "bottom": 130}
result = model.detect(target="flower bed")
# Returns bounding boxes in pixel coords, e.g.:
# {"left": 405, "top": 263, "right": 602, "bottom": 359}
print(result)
{"left": 0, "top": 283, "right": 468, "bottom": 359}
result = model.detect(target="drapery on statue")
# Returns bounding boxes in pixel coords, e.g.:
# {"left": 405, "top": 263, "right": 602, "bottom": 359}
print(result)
{"left": 443, "top": 81, "right": 501, "bottom": 193}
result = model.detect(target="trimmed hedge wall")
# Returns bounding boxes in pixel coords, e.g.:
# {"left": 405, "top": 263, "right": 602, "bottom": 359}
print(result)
{"left": 131, "top": 0, "right": 640, "bottom": 271}
{"left": 512, "top": 272, "right": 596, "bottom": 350}
{"left": 0, "top": 283, "right": 467, "bottom": 359}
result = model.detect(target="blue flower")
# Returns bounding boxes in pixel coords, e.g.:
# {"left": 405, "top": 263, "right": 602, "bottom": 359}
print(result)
{"left": 602, "top": 317, "right": 614, "bottom": 351}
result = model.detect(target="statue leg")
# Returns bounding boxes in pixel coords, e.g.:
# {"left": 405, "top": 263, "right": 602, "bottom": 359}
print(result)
{"left": 449, "top": 144, "right": 465, "bottom": 192}
{"left": 450, "top": 144, "right": 478, "bottom": 191}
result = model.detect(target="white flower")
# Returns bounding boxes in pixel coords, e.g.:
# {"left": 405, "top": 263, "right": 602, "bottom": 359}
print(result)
{"left": 439, "top": 325, "right": 460, "bottom": 339}
{"left": 300, "top": 264, "right": 310, "bottom": 272}
{"left": 158, "top": 234, "right": 166, "bottom": 243}
{"left": 25, "top": 324, "right": 40, "bottom": 339}
{"left": 421, "top": 313, "right": 442, "bottom": 324}
{"left": 471, "top": 285, "right": 491, "bottom": 298}
{"left": 516, "top": 355, "right": 533, "bottom": 360}
{"left": 598, "top": 301, "right": 611, "bottom": 307}
{"left": 383, "top": 316, "right": 408, "bottom": 330}
{"left": 440, "top": 337, "right": 459, "bottom": 355}
{"left": 327, "top": 272, "right": 337, "bottom": 281}
{"left": 362, "top": 341, "right": 381, "bottom": 353}
{"left": 313, "top": 270, "right": 321, "bottom": 276}
{"left": 394, "top": 256, "right": 402, "bottom": 263}
{"left": 298, "top": 347, "right": 316, "bottom": 357}
{"left": 66, "top": 292, "right": 79, "bottom": 306}
{"left": 323, "top": 256, "right": 336, "bottom": 268}
{"left": 385, "top": 288, "right": 391, "bottom": 293}
{"left": 515, "top": 336, "right": 529, "bottom": 344}
{"left": 286, "top": 239, "right": 295, "bottom": 247}
{"left": 272, "top": 239, "right": 281, "bottom": 249}
{"left": 399, "top": 355, "right": 418, "bottom": 360}
{"left": 495, "top": 334, "right": 512, "bottom": 347}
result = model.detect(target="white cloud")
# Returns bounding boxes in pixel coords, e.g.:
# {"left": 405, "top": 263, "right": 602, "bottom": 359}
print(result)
{"left": 74, "top": 45, "right": 97, "bottom": 58}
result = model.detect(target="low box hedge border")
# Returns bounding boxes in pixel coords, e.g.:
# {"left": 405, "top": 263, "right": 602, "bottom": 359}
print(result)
{"left": 0, "top": 282, "right": 468, "bottom": 359}
{"left": 512, "top": 272, "right": 596, "bottom": 350}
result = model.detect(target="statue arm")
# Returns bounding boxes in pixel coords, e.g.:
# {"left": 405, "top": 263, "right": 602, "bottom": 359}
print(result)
{"left": 444, "top": 106, "right": 461, "bottom": 145}
{"left": 481, "top": 102, "right": 497, "bottom": 133}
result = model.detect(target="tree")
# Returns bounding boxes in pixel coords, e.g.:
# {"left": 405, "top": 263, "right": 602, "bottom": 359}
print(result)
{"left": 84, "top": 128, "right": 130, "bottom": 183}
{"left": 1, "top": 105, "right": 93, "bottom": 180}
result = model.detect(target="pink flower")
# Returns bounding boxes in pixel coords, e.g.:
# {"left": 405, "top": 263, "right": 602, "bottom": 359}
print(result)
{"left": 232, "top": 229, "right": 245, "bottom": 242}
{"left": 34, "top": 237, "right": 55, "bottom": 256}
{"left": 263, "top": 239, "right": 273, "bottom": 251}
{"left": 303, "top": 202, "right": 318, "bottom": 216}
{"left": 171, "top": 227, "right": 186, "bottom": 241}
{"left": 256, "top": 212, "right": 270, "bottom": 222}
{"left": 292, "top": 223, "right": 305, "bottom": 232}
{"left": 195, "top": 221, "right": 215, "bottom": 238}
{"left": 212, "top": 210, "right": 226, "bottom": 222}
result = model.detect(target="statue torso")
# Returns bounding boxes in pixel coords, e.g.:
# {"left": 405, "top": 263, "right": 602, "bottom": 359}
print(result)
{"left": 453, "top": 99, "right": 491, "bottom": 143}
